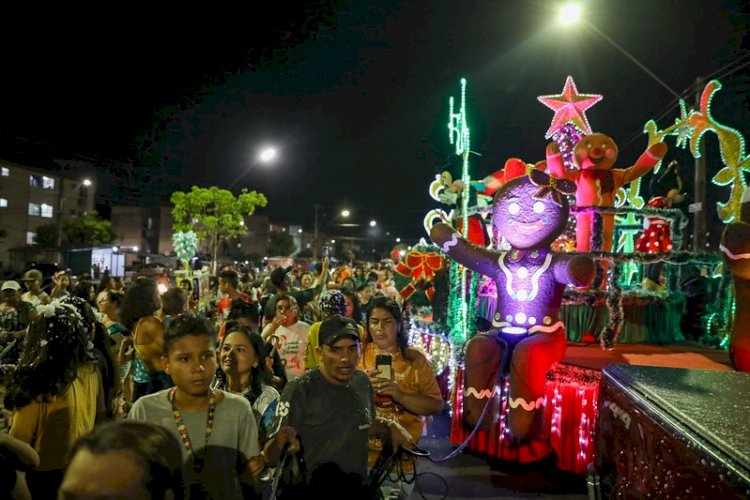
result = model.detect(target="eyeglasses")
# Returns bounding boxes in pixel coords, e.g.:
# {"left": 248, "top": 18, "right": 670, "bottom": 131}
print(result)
{"left": 276, "top": 305, "right": 294, "bottom": 312}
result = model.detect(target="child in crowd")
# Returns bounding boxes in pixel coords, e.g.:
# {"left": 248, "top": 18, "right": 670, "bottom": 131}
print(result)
{"left": 128, "top": 313, "right": 263, "bottom": 499}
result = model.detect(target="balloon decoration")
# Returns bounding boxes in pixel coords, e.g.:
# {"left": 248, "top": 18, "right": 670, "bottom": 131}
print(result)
{"left": 430, "top": 171, "right": 595, "bottom": 441}
{"left": 172, "top": 230, "right": 198, "bottom": 269}
{"left": 394, "top": 246, "right": 444, "bottom": 302}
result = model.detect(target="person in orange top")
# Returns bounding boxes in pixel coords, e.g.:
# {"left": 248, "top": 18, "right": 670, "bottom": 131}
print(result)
{"left": 358, "top": 296, "right": 443, "bottom": 500}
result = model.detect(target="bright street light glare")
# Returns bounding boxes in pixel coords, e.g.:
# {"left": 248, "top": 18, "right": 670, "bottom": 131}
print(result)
{"left": 369, "top": 220, "right": 377, "bottom": 227}
{"left": 341, "top": 209, "right": 350, "bottom": 217}
{"left": 559, "top": 3, "right": 581, "bottom": 25}
{"left": 82, "top": 178, "right": 92, "bottom": 186}
{"left": 258, "top": 147, "right": 277, "bottom": 163}
{"left": 396, "top": 237, "right": 401, "bottom": 243}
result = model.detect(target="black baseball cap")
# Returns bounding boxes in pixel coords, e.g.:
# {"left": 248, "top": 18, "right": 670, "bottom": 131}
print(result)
{"left": 318, "top": 315, "right": 360, "bottom": 347}
{"left": 270, "top": 266, "right": 292, "bottom": 287}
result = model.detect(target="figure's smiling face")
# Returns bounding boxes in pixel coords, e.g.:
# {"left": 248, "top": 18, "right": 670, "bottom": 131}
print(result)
{"left": 574, "top": 133, "right": 618, "bottom": 171}
{"left": 493, "top": 177, "right": 568, "bottom": 249}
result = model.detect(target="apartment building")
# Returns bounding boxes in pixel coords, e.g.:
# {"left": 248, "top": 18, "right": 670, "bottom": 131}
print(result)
{"left": 0, "top": 160, "right": 95, "bottom": 272}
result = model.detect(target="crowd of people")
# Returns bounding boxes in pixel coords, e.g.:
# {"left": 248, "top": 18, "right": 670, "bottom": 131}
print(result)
{"left": 0, "top": 258, "right": 444, "bottom": 499}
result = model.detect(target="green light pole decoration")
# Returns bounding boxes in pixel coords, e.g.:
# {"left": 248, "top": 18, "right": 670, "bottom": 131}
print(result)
{"left": 445, "top": 78, "right": 479, "bottom": 345}
{"left": 173, "top": 230, "right": 198, "bottom": 270}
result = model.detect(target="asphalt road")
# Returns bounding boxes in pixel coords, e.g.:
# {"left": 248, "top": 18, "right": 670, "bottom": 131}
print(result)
{"left": 411, "top": 409, "right": 589, "bottom": 499}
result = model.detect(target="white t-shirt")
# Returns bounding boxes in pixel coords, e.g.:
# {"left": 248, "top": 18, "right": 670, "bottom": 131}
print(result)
{"left": 21, "top": 291, "right": 50, "bottom": 307}
{"left": 265, "top": 321, "right": 310, "bottom": 382}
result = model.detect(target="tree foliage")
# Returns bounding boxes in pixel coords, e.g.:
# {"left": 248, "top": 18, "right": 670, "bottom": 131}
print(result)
{"left": 267, "top": 232, "right": 297, "bottom": 257}
{"left": 171, "top": 186, "right": 268, "bottom": 272}
{"left": 34, "top": 214, "right": 117, "bottom": 248}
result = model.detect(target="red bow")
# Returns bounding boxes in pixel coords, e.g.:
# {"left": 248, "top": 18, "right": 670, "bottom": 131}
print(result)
{"left": 395, "top": 251, "right": 444, "bottom": 301}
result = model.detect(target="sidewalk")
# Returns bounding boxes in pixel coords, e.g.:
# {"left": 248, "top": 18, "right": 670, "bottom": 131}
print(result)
{"left": 411, "top": 409, "right": 589, "bottom": 499}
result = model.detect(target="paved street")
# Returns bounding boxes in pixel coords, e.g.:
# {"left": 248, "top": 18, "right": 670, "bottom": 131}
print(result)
{"left": 412, "top": 409, "right": 589, "bottom": 499}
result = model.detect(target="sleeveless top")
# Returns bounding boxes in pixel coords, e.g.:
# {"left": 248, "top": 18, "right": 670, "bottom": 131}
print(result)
{"left": 133, "top": 315, "right": 164, "bottom": 374}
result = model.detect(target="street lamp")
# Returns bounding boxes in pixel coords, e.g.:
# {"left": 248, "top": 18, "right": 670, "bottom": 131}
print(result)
{"left": 258, "top": 146, "right": 277, "bottom": 163}
{"left": 313, "top": 206, "right": 351, "bottom": 259}
{"left": 558, "top": 3, "right": 680, "bottom": 99}
{"left": 57, "top": 177, "right": 93, "bottom": 248}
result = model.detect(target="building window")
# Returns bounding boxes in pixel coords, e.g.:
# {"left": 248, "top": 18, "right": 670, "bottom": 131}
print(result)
{"left": 1, "top": 167, "right": 8, "bottom": 176}
{"left": 26, "top": 232, "right": 36, "bottom": 245}
{"left": 28, "top": 175, "right": 55, "bottom": 189}
{"left": 28, "top": 203, "right": 40, "bottom": 216}
{"left": 0, "top": 198, "right": 7, "bottom": 208}
{"left": 41, "top": 203, "right": 54, "bottom": 218}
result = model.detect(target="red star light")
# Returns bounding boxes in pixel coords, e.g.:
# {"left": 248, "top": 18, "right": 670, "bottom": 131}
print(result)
{"left": 538, "top": 76, "right": 603, "bottom": 138}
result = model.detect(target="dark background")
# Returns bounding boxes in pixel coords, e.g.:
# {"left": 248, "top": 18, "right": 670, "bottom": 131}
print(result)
{"left": 1, "top": 1, "right": 748, "bottom": 245}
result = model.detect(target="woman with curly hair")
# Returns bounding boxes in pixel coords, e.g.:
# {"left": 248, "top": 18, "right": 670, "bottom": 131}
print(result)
{"left": 119, "top": 278, "right": 170, "bottom": 401}
{"left": 6, "top": 301, "right": 104, "bottom": 498}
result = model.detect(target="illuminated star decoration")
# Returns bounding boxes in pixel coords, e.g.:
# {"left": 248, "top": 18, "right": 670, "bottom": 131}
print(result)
{"left": 672, "top": 98, "right": 694, "bottom": 149}
{"left": 538, "top": 76, "right": 603, "bottom": 139}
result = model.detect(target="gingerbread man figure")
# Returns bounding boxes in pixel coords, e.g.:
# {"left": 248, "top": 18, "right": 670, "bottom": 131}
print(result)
{"left": 720, "top": 187, "right": 750, "bottom": 372}
{"left": 547, "top": 133, "right": 668, "bottom": 258}
{"left": 430, "top": 170, "right": 595, "bottom": 440}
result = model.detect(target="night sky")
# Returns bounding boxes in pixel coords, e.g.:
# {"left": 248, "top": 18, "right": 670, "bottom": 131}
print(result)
{"left": 1, "top": 1, "right": 748, "bottom": 246}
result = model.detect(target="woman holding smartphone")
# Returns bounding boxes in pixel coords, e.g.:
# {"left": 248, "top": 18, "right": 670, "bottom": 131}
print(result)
{"left": 358, "top": 296, "right": 444, "bottom": 499}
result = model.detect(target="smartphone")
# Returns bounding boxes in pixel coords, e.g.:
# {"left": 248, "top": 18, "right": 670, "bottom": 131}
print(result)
{"left": 375, "top": 354, "right": 393, "bottom": 381}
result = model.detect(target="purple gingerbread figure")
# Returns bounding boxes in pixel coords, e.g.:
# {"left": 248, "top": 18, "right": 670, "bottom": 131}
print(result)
{"left": 430, "top": 170, "right": 595, "bottom": 441}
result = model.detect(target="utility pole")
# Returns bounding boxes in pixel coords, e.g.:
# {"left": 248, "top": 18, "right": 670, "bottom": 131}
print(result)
{"left": 693, "top": 76, "right": 706, "bottom": 251}
{"left": 313, "top": 204, "right": 321, "bottom": 260}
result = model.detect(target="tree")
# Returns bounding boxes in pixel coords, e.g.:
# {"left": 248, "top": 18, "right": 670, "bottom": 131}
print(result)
{"left": 34, "top": 214, "right": 116, "bottom": 248}
{"left": 267, "top": 232, "right": 297, "bottom": 257}
{"left": 171, "top": 186, "right": 267, "bottom": 274}
{"left": 296, "top": 248, "right": 314, "bottom": 258}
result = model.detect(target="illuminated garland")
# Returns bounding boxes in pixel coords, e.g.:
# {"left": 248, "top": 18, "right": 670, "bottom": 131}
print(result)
{"left": 552, "top": 122, "right": 585, "bottom": 171}
{"left": 409, "top": 316, "right": 457, "bottom": 409}
{"left": 645, "top": 80, "right": 749, "bottom": 223}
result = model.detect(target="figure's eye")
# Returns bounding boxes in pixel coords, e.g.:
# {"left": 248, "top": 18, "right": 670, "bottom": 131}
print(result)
{"left": 508, "top": 202, "right": 520, "bottom": 215}
{"left": 533, "top": 201, "right": 545, "bottom": 213}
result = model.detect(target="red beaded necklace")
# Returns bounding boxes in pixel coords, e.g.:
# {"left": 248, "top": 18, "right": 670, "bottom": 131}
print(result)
{"left": 169, "top": 388, "right": 216, "bottom": 472}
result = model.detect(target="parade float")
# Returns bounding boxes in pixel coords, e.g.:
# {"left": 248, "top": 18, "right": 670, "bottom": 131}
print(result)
{"left": 402, "top": 76, "right": 749, "bottom": 497}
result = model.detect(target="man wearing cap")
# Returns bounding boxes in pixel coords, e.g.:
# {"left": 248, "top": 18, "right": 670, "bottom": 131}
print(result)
{"left": 1, "top": 281, "right": 35, "bottom": 360}
{"left": 262, "top": 315, "right": 409, "bottom": 494}
{"left": 20, "top": 269, "right": 51, "bottom": 307}
{"left": 262, "top": 258, "right": 330, "bottom": 324}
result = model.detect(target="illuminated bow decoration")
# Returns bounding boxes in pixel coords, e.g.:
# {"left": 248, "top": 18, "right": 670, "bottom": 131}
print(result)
{"left": 394, "top": 251, "right": 444, "bottom": 301}
{"left": 529, "top": 170, "right": 576, "bottom": 207}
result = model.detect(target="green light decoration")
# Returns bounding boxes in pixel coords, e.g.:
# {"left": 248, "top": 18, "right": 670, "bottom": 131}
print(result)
{"left": 445, "top": 78, "right": 477, "bottom": 345}
{"left": 644, "top": 79, "right": 750, "bottom": 223}
{"left": 172, "top": 230, "right": 198, "bottom": 270}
